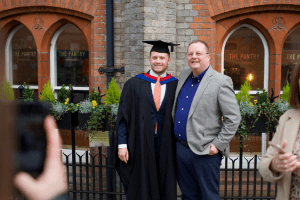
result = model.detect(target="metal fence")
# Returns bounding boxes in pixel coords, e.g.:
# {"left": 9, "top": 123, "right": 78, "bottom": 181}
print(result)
{"left": 63, "top": 147, "right": 277, "bottom": 200}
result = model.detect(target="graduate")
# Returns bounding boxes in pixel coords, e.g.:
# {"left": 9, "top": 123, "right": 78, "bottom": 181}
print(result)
{"left": 115, "top": 40, "right": 179, "bottom": 200}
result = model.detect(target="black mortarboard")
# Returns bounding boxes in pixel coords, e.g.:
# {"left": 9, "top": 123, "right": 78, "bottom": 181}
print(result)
{"left": 142, "top": 40, "right": 180, "bottom": 54}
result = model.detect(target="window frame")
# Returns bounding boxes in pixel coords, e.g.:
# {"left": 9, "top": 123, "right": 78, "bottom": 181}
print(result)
{"left": 221, "top": 24, "right": 269, "bottom": 94}
{"left": 50, "top": 23, "right": 89, "bottom": 92}
{"left": 5, "top": 24, "right": 38, "bottom": 90}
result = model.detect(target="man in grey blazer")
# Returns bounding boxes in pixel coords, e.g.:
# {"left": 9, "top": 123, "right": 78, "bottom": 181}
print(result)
{"left": 172, "top": 40, "right": 241, "bottom": 200}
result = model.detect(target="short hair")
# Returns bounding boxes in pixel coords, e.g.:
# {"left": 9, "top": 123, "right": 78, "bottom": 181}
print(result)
{"left": 289, "top": 63, "right": 300, "bottom": 108}
{"left": 150, "top": 51, "right": 170, "bottom": 57}
{"left": 188, "top": 40, "right": 209, "bottom": 53}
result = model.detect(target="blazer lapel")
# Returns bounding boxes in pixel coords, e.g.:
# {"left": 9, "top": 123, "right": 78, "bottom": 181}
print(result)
{"left": 188, "top": 66, "right": 213, "bottom": 119}
{"left": 283, "top": 113, "right": 300, "bottom": 153}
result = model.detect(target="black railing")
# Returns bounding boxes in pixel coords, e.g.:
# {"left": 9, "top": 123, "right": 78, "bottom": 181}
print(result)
{"left": 62, "top": 132, "right": 276, "bottom": 200}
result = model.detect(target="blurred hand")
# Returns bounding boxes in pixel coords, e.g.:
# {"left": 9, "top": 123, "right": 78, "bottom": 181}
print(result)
{"left": 270, "top": 140, "right": 300, "bottom": 174}
{"left": 208, "top": 143, "right": 219, "bottom": 155}
{"left": 118, "top": 148, "right": 129, "bottom": 164}
{"left": 14, "top": 116, "right": 68, "bottom": 200}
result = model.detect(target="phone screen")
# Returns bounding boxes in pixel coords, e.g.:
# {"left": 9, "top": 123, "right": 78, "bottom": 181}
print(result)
{"left": 14, "top": 102, "right": 51, "bottom": 177}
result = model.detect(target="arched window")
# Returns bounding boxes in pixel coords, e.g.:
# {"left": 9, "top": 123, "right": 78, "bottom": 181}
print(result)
{"left": 50, "top": 24, "right": 89, "bottom": 100}
{"left": 6, "top": 25, "right": 38, "bottom": 98}
{"left": 222, "top": 24, "right": 269, "bottom": 93}
{"left": 281, "top": 26, "right": 300, "bottom": 90}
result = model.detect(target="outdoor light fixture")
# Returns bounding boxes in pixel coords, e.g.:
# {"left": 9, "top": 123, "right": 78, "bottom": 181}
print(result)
{"left": 248, "top": 73, "right": 254, "bottom": 81}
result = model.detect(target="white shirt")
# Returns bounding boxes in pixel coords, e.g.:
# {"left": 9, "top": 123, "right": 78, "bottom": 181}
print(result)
{"left": 118, "top": 70, "right": 167, "bottom": 149}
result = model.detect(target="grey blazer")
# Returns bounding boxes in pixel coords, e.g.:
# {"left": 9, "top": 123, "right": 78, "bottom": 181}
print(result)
{"left": 172, "top": 66, "right": 241, "bottom": 157}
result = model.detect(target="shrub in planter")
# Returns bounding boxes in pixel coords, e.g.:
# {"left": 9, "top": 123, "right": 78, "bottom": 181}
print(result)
{"left": 104, "top": 77, "right": 120, "bottom": 130}
{"left": 22, "top": 82, "right": 35, "bottom": 102}
{"left": 0, "top": 77, "right": 14, "bottom": 101}
{"left": 51, "top": 85, "right": 78, "bottom": 129}
{"left": 236, "top": 80, "right": 292, "bottom": 150}
{"left": 104, "top": 77, "right": 120, "bottom": 105}
{"left": 78, "top": 99, "right": 93, "bottom": 129}
{"left": 40, "top": 80, "right": 55, "bottom": 103}
{"left": 57, "top": 84, "right": 72, "bottom": 103}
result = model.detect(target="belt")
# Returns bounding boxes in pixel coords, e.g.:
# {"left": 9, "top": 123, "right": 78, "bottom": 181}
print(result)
{"left": 178, "top": 140, "right": 190, "bottom": 149}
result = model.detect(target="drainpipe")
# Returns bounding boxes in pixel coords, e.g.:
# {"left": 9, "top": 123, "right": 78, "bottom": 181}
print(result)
{"left": 98, "top": 0, "right": 124, "bottom": 86}
{"left": 105, "top": 0, "right": 114, "bottom": 86}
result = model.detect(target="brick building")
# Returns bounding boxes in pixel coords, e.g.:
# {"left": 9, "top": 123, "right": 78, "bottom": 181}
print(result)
{"left": 1, "top": 0, "right": 300, "bottom": 153}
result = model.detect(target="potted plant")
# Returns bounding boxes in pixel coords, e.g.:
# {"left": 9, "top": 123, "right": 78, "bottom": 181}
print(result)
{"left": 22, "top": 82, "right": 35, "bottom": 102}
{"left": 0, "top": 76, "right": 14, "bottom": 101}
{"left": 49, "top": 84, "right": 78, "bottom": 129}
{"left": 78, "top": 99, "right": 93, "bottom": 129}
{"left": 236, "top": 79, "right": 291, "bottom": 149}
{"left": 80, "top": 87, "right": 105, "bottom": 130}
{"left": 87, "top": 78, "right": 120, "bottom": 146}
{"left": 40, "top": 80, "right": 55, "bottom": 103}
{"left": 104, "top": 77, "right": 120, "bottom": 131}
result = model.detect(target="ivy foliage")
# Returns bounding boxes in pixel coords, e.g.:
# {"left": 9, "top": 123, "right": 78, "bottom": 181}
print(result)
{"left": 89, "top": 87, "right": 104, "bottom": 106}
{"left": 236, "top": 80, "right": 291, "bottom": 150}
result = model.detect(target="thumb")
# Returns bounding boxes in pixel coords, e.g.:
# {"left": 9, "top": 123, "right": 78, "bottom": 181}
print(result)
{"left": 14, "top": 172, "right": 37, "bottom": 198}
{"left": 281, "top": 140, "right": 288, "bottom": 150}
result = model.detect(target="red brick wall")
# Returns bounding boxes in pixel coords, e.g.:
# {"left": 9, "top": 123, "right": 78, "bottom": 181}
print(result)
{"left": 0, "top": 0, "right": 107, "bottom": 96}
{"left": 191, "top": 0, "right": 300, "bottom": 97}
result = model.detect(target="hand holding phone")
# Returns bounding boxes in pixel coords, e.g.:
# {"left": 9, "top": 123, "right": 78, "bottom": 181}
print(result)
{"left": 269, "top": 141, "right": 286, "bottom": 154}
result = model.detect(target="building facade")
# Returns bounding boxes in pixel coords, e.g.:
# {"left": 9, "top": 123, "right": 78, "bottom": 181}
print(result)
{"left": 1, "top": 0, "right": 300, "bottom": 152}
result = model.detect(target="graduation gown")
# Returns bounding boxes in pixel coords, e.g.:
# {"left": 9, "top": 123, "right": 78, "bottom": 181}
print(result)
{"left": 115, "top": 74, "right": 178, "bottom": 200}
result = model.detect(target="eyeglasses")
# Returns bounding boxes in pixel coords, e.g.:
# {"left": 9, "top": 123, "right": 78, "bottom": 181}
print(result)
{"left": 188, "top": 52, "right": 209, "bottom": 57}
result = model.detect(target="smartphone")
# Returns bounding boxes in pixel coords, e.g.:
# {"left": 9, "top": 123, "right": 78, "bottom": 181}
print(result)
{"left": 14, "top": 101, "right": 51, "bottom": 177}
{"left": 269, "top": 141, "right": 285, "bottom": 154}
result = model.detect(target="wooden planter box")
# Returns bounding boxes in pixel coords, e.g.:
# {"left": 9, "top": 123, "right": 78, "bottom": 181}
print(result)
{"left": 56, "top": 111, "right": 78, "bottom": 129}
{"left": 245, "top": 114, "right": 277, "bottom": 133}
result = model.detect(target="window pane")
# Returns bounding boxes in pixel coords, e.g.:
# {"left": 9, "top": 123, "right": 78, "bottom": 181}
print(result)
{"left": 224, "top": 27, "right": 264, "bottom": 90}
{"left": 281, "top": 27, "right": 300, "bottom": 90}
{"left": 12, "top": 27, "right": 38, "bottom": 86}
{"left": 56, "top": 26, "right": 89, "bottom": 87}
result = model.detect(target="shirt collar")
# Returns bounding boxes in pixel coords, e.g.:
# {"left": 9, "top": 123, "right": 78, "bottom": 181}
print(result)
{"left": 149, "top": 69, "right": 167, "bottom": 78}
{"left": 191, "top": 66, "right": 209, "bottom": 81}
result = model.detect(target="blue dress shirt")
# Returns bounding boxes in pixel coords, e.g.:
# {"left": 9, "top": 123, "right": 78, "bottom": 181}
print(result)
{"left": 174, "top": 67, "right": 209, "bottom": 142}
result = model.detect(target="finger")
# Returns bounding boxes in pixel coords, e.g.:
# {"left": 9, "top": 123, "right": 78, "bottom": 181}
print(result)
{"left": 43, "top": 116, "right": 62, "bottom": 171}
{"left": 44, "top": 116, "right": 61, "bottom": 159}
{"left": 14, "top": 172, "right": 37, "bottom": 197}
{"left": 125, "top": 151, "right": 129, "bottom": 162}
{"left": 281, "top": 140, "right": 288, "bottom": 150}
{"left": 282, "top": 159, "right": 298, "bottom": 172}
{"left": 296, "top": 161, "right": 300, "bottom": 168}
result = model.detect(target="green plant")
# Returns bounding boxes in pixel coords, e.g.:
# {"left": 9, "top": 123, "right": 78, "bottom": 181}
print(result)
{"left": 89, "top": 87, "right": 104, "bottom": 106}
{"left": 87, "top": 104, "right": 110, "bottom": 130}
{"left": 22, "top": 82, "right": 35, "bottom": 101}
{"left": 68, "top": 103, "right": 78, "bottom": 113}
{"left": 105, "top": 77, "right": 121, "bottom": 105}
{"left": 51, "top": 102, "right": 67, "bottom": 120}
{"left": 281, "top": 81, "right": 290, "bottom": 103}
{"left": 0, "top": 77, "right": 14, "bottom": 101}
{"left": 40, "top": 80, "right": 55, "bottom": 103}
{"left": 236, "top": 80, "right": 252, "bottom": 104}
{"left": 236, "top": 85, "right": 292, "bottom": 151}
{"left": 257, "top": 88, "right": 268, "bottom": 105}
{"left": 58, "top": 84, "right": 72, "bottom": 103}
{"left": 110, "top": 103, "right": 119, "bottom": 123}
{"left": 78, "top": 99, "right": 93, "bottom": 114}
